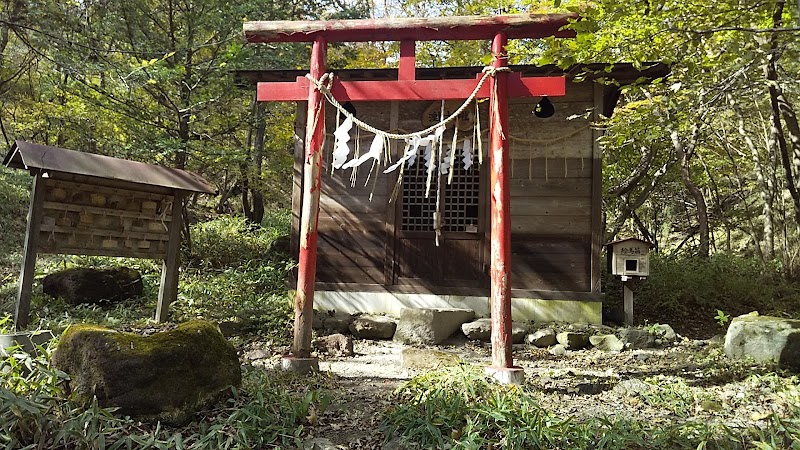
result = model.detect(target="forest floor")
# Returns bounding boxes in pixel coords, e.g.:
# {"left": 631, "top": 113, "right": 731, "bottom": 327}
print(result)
{"left": 241, "top": 327, "right": 798, "bottom": 449}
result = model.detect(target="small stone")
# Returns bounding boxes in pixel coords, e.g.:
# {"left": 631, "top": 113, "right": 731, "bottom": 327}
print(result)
{"left": 549, "top": 344, "right": 567, "bottom": 356}
{"left": 349, "top": 315, "right": 397, "bottom": 340}
{"left": 401, "top": 348, "right": 461, "bottom": 370}
{"left": 700, "top": 399, "right": 723, "bottom": 412}
{"left": 556, "top": 332, "right": 589, "bottom": 350}
{"left": 613, "top": 379, "right": 653, "bottom": 397}
{"left": 302, "top": 437, "right": 339, "bottom": 450}
{"left": 526, "top": 328, "right": 557, "bottom": 348}
{"left": 589, "top": 334, "right": 624, "bottom": 352}
{"left": 461, "top": 318, "right": 528, "bottom": 344}
{"left": 312, "top": 310, "right": 354, "bottom": 335}
{"left": 313, "top": 333, "right": 354, "bottom": 357}
{"left": 243, "top": 348, "right": 271, "bottom": 361}
{"left": 620, "top": 328, "right": 656, "bottom": 349}
{"left": 652, "top": 324, "right": 678, "bottom": 342}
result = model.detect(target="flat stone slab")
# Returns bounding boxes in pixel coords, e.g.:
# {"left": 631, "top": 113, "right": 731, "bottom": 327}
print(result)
{"left": 394, "top": 308, "right": 475, "bottom": 345}
{"left": 724, "top": 314, "right": 800, "bottom": 370}
{"left": 401, "top": 348, "right": 461, "bottom": 370}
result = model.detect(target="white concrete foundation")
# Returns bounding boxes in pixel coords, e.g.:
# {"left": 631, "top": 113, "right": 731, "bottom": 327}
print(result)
{"left": 485, "top": 366, "right": 525, "bottom": 385}
{"left": 313, "top": 290, "right": 602, "bottom": 324}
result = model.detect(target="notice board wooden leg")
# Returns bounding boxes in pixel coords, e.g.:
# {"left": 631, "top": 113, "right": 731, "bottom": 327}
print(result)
{"left": 156, "top": 192, "right": 185, "bottom": 322}
{"left": 15, "top": 172, "right": 45, "bottom": 331}
{"left": 623, "top": 282, "right": 634, "bottom": 326}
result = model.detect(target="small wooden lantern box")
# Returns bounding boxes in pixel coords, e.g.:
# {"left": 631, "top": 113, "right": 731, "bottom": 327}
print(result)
{"left": 606, "top": 237, "right": 654, "bottom": 279}
{"left": 605, "top": 237, "right": 654, "bottom": 326}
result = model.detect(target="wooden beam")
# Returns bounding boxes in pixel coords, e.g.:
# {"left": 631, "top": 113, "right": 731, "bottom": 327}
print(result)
{"left": 244, "top": 13, "right": 577, "bottom": 43}
{"left": 155, "top": 192, "right": 185, "bottom": 322}
{"left": 257, "top": 74, "right": 566, "bottom": 102}
{"left": 293, "top": 37, "right": 327, "bottom": 359}
{"left": 398, "top": 40, "right": 416, "bottom": 81}
{"left": 14, "top": 172, "right": 45, "bottom": 331}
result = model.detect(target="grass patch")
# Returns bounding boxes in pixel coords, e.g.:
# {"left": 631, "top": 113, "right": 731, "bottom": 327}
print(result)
{"left": 604, "top": 254, "right": 800, "bottom": 337}
{"left": 383, "top": 365, "right": 800, "bottom": 449}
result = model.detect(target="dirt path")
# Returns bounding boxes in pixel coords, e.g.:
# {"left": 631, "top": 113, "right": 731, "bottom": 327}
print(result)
{"left": 247, "top": 336, "right": 798, "bottom": 449}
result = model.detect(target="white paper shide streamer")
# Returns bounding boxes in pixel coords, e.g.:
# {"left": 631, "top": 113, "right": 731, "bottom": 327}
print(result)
{"left": 332, "top": 117, "right": 353, "bottom": 169}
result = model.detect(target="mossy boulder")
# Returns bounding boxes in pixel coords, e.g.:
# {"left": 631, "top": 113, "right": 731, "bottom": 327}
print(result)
{"left": 52, "top": 320, "right": 241, "bottom": 424}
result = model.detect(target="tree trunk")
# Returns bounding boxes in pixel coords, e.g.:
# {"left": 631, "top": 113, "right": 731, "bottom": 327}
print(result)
{"left": 731, "top": 96, "right": 775, "bottom": 260}
{"left": 671, "top": 127, "right": 710, "bottom": 258}
{"left": 243, "top": 98, "right": 266, "bottom": 225}
{"left": 765, "top": 0, "right": 800, "bottom": 228}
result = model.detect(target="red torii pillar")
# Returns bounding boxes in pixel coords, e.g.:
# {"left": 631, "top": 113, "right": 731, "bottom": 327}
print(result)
{"left": 244, "top": 14, "right": 575, "bottom": 380}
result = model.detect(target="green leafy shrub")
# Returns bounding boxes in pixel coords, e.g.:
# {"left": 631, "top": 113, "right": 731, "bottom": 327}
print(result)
{"left": 174, "top": 264, "right": 294, "bottom": 343}
{"left": 605, "top": 254, "right": 800, "bottom": 334}
{"left": 185, "top": 213, "right": 291, "bottom": 270}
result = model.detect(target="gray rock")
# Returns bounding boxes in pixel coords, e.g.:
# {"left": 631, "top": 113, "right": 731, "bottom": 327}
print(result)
{"left": 243, "top": 348, "right": 271, "bottom": 361}
{"left": 724, "top": 314, "right": 800, "bottom": 370}
{"left": 556, "top": 332, "right": 589, "bottom": 350}
{"left": 589, "top": 334, "right": 624, "bottom": 352}
{"left": 52, "top": 320, "right": 240, "bottom": 425}
{"left": 651, "top": 324, "right": 678, "bottom": 342}
{"left": 526, "top": 328, "right": 557, "bottom": 348}
{"left": 349, "top": 315, "right": 397, "bottom": 340}
{"left": 613, "top": 379, "right": 654, "bottom": 396}
{"left": 43, "top": 267, "right": 143, "bottom": 305}
{"left": 401, "top": 348, "right": 461, "bottom": 370}
{"left": 394, "top": 308, "right": 474, "bottom": 345}
{"left": 461, "top": 318, "right": 528, "bottom": 344}
{"left": 312, "top": 310, "right": 354, "bottom": 335}
{"left": 313, "top": 333, "right": 354, "bottom": 357}
{"left": 549, "top": 344, "right": 567, "bottom": 356}
{"left": 302, "top": 438, "right": 339, "bottom": 450}
{"left": 620, "top": 328, "right": 656, "bottom": 349}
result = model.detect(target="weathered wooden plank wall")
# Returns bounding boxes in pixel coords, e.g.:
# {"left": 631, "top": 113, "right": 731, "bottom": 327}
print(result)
{"left": 315, "top": 102, "right": 392, "bottom": 284}
{"left": 507, "top": 83, "right": 595, "bottom": 292}
{"left": 292, "top": 80, "right": 598, "bottom": 294}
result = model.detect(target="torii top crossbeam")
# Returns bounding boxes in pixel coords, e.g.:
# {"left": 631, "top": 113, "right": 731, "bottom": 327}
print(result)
{"left": 244, "top": 14, "right": 577, "bottom": 383}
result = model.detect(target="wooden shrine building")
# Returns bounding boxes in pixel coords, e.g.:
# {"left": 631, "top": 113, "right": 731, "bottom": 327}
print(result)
{"left": 238, "top": 63, "right": 667, "bottom": 323}
{"left": 244, "top": 14, "right": 667, "bottom": 377}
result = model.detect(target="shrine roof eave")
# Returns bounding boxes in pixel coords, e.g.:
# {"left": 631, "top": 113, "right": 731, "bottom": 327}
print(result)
{"left": 244, "top": 14, "right": 578, "bottom": 43}
{"left": 3, "top": 141, "right": 217, "bottom": 194}
{"left": 234, "top": 63, "right": 670, "bottom": 87}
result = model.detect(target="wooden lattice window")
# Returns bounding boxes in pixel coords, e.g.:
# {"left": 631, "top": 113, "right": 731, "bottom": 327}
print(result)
{"left": 401, "top": 163, "right": 480, "bottom": 232}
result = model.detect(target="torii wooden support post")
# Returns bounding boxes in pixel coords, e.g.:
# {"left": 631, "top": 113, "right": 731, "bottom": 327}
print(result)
{"left": 294, "top": 36, "right": 327, "bottom": 359}
{"left": 244, "top": 13, "right": 576, "bottom": 378}
{"left": 487, "top": 32, "right": 522, "bottom": 383}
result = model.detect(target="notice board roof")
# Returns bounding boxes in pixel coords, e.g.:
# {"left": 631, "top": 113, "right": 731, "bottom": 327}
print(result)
{"left": 3, "top": 141, "right": 215, "bottom": 194}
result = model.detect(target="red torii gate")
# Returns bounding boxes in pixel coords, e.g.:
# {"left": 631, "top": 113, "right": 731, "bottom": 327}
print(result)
{"left": 244, "top": 14, "right": 576, "bottom": 382}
